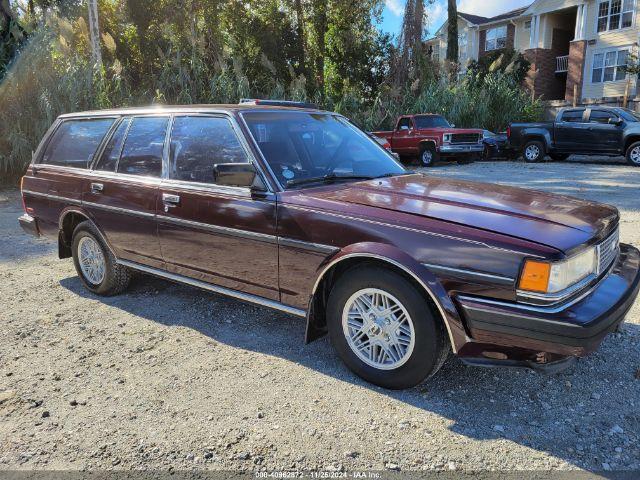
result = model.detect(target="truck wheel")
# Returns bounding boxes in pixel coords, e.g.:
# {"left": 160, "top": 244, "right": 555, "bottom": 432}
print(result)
{"left": 72, "top": 221, "right": 131, "bottom": 296}
{"left": 549, "top": 153, "right": 570, "bottom": 161}
{"left": 523, "top": 140, "right": 545, "bottom": 163}
{"left": 420, "top": 144, "right": 439, "bottom": 167}
{"left": 326, "top": 265, "right": 449, "bottom": 389}
{"left": 626, "top": 141, "right": 640, "bottom": 166}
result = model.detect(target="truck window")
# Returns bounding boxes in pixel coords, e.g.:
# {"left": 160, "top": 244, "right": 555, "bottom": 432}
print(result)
{"left": 169, "top": 116, "right": 248, "bottom": 184}
{"left": 589, "top": 110, "right": 617, "bottom": 124}
{"left": 414, "top": 115, "right": 451, "bottom": 129}
{"left": 40, "top": 118, "right": 115, "bottom": 169}
{"left": 117, "top": 116, "right": 169, "bottom": 177}
{"left": 397, "top": 118, "right": 413, "bottom": 130}
{"left": 560, "top": 110, "right": 585, "bottom": 122}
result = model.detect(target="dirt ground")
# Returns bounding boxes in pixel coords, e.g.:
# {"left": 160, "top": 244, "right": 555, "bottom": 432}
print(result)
{"left": 1, "top": 158, "right": 639, "bottom": 473}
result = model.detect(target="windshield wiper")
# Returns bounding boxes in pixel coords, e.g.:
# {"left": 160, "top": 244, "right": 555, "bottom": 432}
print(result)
{"left": 286, "top": 173, "right": 374, "bottom": 187}
{"left": 374, "top": 171, "right": 413, "bottom": 179}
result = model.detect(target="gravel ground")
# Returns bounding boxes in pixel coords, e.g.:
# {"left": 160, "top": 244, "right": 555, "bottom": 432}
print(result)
{"left": 1, "top": 158, "right": 639, "bottom": 473}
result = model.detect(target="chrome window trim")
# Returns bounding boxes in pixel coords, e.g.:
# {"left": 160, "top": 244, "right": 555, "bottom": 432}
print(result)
{"left": 117, "top": 259, "right": 306, "bottom": 318}
{"left": 283, "top": 204, "right": 546, "bottom": 259}
{"left": 87, "top": 169, "right": 163, "bottom": 185}
{"left": 165, "top": 113, "right": 274, "bottom": 193}
{"left": 422, "top": 263, "right": 516, "bottom": 285}
{"left": 310, "top": 253, "right": 459, "bottom": 353}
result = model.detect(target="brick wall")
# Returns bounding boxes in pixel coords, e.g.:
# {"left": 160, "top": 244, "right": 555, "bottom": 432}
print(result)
{"left": 565, "top": 40, "right": 586, "bottom": 103}
{"left": 524, "top": 48, "right": 566, "bottom": 100}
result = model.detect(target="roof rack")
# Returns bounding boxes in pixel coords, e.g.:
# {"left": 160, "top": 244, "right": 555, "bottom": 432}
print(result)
{"left": 239, "top": 99, "right": 319, "bottom": 109}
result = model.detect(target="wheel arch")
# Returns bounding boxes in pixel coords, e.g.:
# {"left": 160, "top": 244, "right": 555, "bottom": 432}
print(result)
{"left": 58, "top": 208, "right": 116, "bottom": 259}
{"left": 522, "top": 131, "right": 551, "bottom": 152}
{"left": 305, "top": 243, "right": 462, "bottom": 352}
{"left": 623, "top": 134, "right": 640, "bottom": 153}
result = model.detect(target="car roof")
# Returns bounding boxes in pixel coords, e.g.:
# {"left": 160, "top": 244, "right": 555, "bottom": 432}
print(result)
{"left": 57, "top": 104, "right": 334, "bottom": 119}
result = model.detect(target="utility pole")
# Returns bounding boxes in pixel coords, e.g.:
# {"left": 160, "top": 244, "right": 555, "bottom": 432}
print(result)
{"left": 87, "top": 0, "right": 102, "bottom": 69}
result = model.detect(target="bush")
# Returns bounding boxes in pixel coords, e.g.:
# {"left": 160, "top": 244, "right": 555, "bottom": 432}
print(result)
{"left": 0, "top": 18, "right": 542, "bottom": 183}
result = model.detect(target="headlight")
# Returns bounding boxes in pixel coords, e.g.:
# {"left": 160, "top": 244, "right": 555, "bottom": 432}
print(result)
{"left": 519, "top": 247, "right": 597, "bottom": 294}
{"left": 443, "top": 134, "right": 451, "bottom": 143}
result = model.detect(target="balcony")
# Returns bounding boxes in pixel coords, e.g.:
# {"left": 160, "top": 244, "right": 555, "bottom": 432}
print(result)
{"left": 556, "top": 55, "right": 569, "bottom": 73}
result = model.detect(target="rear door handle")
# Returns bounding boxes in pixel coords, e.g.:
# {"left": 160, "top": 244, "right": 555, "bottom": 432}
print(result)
{"left": 162, "top": 193, "right": 180, "bottom": 211}
{"left": 90, "top": 182, "right": 104, "bottom": 193}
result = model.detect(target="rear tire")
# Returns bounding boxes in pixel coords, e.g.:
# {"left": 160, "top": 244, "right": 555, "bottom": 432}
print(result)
{"left": 326, "top": 265, "right": 449, "bottom": 389}
{"left": 523, "top": 140, "right": 545, "bottom": 163}
{"left": 419, "top": 144, "right": 439, "bottom": 167}
{"left": 72, "top": 221, "right": 131, "bottom": 296}
{"left": 625, "top": 141, "right": 640, "bottom": 166}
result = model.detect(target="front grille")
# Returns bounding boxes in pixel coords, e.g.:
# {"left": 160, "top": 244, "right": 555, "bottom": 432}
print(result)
{"left": 451, "top": 133, "right": 481, "bottom": 144}
{"left": 597, "top": 228, "right": 619, "bottom": 274}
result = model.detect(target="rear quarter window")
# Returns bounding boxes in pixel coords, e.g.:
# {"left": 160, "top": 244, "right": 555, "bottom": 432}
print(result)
{"left": 40, "top": 118, "right": 115, "bottom": 169}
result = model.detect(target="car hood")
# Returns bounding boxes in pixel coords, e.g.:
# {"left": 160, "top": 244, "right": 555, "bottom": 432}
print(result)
{"left": 299, "top": 174, "right": 618, "bottom": 253}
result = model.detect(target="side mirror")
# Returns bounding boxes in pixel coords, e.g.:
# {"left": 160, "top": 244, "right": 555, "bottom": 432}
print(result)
{"left": 213, "top": 163, "right": 263, "bottom": 189}
{"left": 608, "top": 117, "right": 623, "bottom": 126}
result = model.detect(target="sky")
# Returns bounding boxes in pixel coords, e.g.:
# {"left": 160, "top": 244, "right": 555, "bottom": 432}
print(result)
{"left": 379, "top": 0, "right": 533, "bottom": 38}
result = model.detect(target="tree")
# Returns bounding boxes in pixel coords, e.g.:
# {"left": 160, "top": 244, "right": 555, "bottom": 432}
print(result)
{"left": 395, "top": 0, "right": 424, "bottom": 85}
{"left": 446, "top": 0, "right": 458, "bottom": 62}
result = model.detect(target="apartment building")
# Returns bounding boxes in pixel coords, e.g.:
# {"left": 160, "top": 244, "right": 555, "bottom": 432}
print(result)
{"left": 425, "top": 0, "right": 639, "bottom": 104}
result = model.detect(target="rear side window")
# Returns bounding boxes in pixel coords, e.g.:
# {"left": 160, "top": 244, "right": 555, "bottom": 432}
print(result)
{"left": 561, "top": 110, "right": 585, "bottom": 122}
{"left": 169, "top": 116, "right": 248, "bottom": 183}
{"left": 40, "top": 118, "right": 115, "bottom": 169}
{"left": 94, "top": 118, "right": 131, "bottom": 171}
{"left": 117, "top": 117, "right": 169, "bottom": 177}
{"left": 397, "top": 118, "right": 412, "bottom": 130}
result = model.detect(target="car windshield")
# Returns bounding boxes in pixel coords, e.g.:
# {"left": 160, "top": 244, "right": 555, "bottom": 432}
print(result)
{"left": 618, "top": 108, "right": 640, "bottom": 122}
{"left": 242, "top": 111, "right": 406, "bottom": 188}
{"left": 414, "top": 115, "right": 451, "bottom": 129}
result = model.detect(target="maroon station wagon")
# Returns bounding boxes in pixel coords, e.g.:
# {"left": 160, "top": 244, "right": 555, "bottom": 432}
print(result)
{"left": 18, "top": 103, "right": 640, "bottom": 389}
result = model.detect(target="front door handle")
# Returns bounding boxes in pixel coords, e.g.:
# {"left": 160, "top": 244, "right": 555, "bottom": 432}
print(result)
{"left": 90, "top": 182, "right": 104, "bottom": 194}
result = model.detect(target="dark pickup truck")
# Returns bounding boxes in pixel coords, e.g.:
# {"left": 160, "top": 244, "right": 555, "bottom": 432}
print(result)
{"left": 508, "top": 106, "right": 640, "bottom": 166}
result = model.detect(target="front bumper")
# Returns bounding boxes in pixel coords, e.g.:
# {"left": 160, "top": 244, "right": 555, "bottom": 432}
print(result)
{"left": 456, "top": 243, "right": 640, "bottom": 357}
{"left": 439, "top": 144, "right": 484, "bottom": 154}
{"left": 18, "top": 214, "right": 40, "bottom": 237}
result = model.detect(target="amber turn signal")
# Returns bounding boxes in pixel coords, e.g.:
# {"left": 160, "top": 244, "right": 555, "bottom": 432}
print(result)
{"left": 519, "top": 260, "right": 551, "bottom": 293}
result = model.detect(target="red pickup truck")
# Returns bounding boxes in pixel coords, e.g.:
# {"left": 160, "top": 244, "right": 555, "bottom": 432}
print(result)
{"left": 373, "top": 114, "right": 484, "bottom": 166}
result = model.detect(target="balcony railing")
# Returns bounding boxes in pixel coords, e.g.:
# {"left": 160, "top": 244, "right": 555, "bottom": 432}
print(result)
{"left": 556, "top": 55, "right": 569, "bottom": 73}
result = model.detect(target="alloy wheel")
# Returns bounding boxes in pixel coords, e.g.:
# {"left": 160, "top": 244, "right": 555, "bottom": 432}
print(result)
{"left": 341, "top": 288, "right": 415, "bottom": 370}
{"left": 630, "top": 146, "right": 640, "bottom": 164}
{"left": 78, "top": 236, "right": 106, "bottom": 285}
{"left": 421, "top": 149, "right": 433, "bottom": 165}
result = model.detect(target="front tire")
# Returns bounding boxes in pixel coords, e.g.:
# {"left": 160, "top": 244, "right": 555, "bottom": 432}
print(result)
{"left": 72, "top": 221, "right": 131, "bottom": 296}
{"left": 625, "top": 141, "right": 640, "bottom": 166}
{"left": 523, "top": 140, "right": 545, "bottom": 163}
{"left": 419, "top": 144, "right": 439, "bottom": 167}
{"left": 326, "top": 265, "right": 449, "bottom": 389}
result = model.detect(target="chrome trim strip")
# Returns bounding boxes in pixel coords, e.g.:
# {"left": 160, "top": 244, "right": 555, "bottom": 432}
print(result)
{"left": 87, "top": 169, "right": 163, "bottom": 185}
{"left": 278, "top": 237, "right": 339, "bottom": 255}
{"left": 21, "top": 190, "right": 82, "bottom": 205}
{"left": 156, "top": 215, "right": 277, "bottom": 243}
{"left": 159, "top": 178, "right": 254, "bottom": 198}
{"left": 310, "top": 253, "right": 459, "bottom": 353}
{"left": 422, "top": 263, "right": 515, "bottom": 285}
{"left": 117, "top": 259, "right": 306, "bottom": 317}
{"left": 516, "top": 273, "right": 597, "bottom": 306}
{"left": 459, "top": 269, "right": 611, "bottom": 314}
{"left": 83, "top": 201, "right": 155, "bottom": 219}
{"left": 284, "top": 204, "right": 545, "bottom": 259}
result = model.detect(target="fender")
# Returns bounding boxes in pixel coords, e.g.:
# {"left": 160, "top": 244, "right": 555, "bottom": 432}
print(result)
{"left": 521, "top": 127, "right": 552, "bottom": 152}
{"left": 58, "top": 206, "right": 117, "bottom": 258}
{"left": 305, "top": 242, "right": 467, "bottom": 352}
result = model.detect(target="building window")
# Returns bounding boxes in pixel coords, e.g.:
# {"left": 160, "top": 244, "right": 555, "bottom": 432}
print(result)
{"left": 591, "top": 48, "right": 629, "bottom": 83}
{"left": 485, "top": 25, "right": 507, "bottom": 51}
{"left": 524, "top": 20, "right": 531, "bottom": 29}
{"left": 597, "top": 0, "right": 634, "bottom": 33}
{"left": 433, "top": 48, "right": 440, "bottom": 62}
{"left": 458, "top": 33, "right": 467, "bottom": 60}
